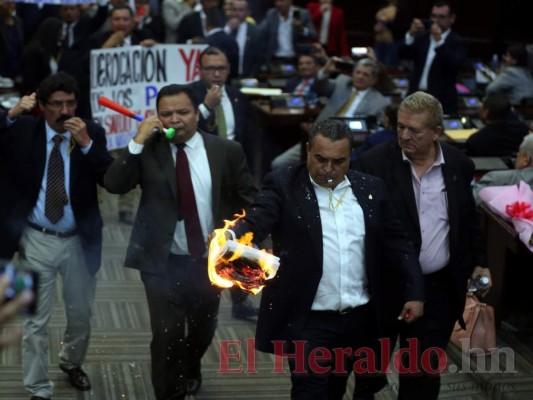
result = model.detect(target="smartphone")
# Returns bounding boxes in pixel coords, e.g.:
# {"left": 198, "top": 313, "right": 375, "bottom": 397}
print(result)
{"left": 421, "top": 18, "right": 432, "bottom": 30}
{"left": 1, "top": 262, "right": 38, "bottom": 315}
{"left": 293, "top": 9, "right": 300, "bottom": 19}
{"left": 351, "top": 47, "right": 368, "bottom": 58}
{"left": 335, "top": 60, "right": 355, "bottom": 74}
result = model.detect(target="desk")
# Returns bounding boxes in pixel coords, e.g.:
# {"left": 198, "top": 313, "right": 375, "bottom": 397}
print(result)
{"left": 480, "top": 204, "right": 533, "bottom": 325}
{"left": 444, "top": 128, "right": 477, "bottom": 143}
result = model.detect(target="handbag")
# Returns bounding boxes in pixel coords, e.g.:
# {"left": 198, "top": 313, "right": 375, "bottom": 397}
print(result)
{"left": 450, "top": 293, "right": 497, "bottom": 355}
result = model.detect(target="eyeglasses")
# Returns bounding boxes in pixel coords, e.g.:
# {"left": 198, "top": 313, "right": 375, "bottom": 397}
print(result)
{"left": 200, "top": 65, "right": 229, "bottom": 73}
{"left": 47, "top": 100, "right": 78, "bottom": 110}
{"left": 430, "top": 13, "right": 451, "bottom": 19}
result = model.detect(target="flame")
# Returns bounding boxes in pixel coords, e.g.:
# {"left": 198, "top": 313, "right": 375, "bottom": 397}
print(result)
{"left": 208, "top": 211, "right": 279, "bottom": 295}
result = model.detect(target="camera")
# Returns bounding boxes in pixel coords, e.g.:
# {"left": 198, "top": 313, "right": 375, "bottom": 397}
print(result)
{"left": 334, "top": 60, "right": 355, "bottom": 74}
{"left": 351, "top": 47, "right": 368, "bottom": 58}
{"left": 1, "top": 261, "right": 38, "bottom": 315}
{"left": 293, "top": 9, "right": 301, "bottom": 19}
{"left": 421, "top": 18, "right": 432, "bottom": 30}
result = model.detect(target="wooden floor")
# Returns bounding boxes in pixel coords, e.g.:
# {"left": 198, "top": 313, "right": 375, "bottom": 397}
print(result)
{"left": 1, "top": 193, "right": 533, "bottom": 400}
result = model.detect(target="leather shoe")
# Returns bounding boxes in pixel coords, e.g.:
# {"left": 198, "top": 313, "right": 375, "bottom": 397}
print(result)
{"left": 186, "top": 377, "right": 202, "bottom": 395}
{"left": 30, "top": 397, "right": 50, "bottom": 400}
{"left": 232, "top": 299, "right": 258, "bottom": 321}
{"left": 59, "top": 365, "right": 91, "bottom": 391}
{"left": 119, "top": 211, "right": 134, "bottom": 225}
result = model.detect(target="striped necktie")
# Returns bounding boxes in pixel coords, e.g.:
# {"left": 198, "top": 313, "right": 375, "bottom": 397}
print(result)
{"left": 45, "top": 135, "right": 68, "bottom": 224}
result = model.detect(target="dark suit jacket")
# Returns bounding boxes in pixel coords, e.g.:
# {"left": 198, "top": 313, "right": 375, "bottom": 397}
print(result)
{"left": 240, "top": 22, "right": 264, "bottom": 77}
{"left": 465, "top": 121, "right": 529, "bottom": 157}
{"left": 307, "top": 3, "right": 348, "bottom": 56}
{"left": 103, "top": 132, "right": 258, "bottom": 275}
{"left": 188, "top": 79, "right": 252, "bottom": 151}
{"left": 259, "top": 7, "right": 317, "bottom": 63}
{"left": 205, "top": 30, "right": 239, "bottom": 80}
{"left": 354, "top": 141, "right": 486, "bottom": 323}
{"left": 88, "top": 29, "right": 152, "bottom": 49}
{"left": 232, "top": 165, "right": 424, "bottom": 354}
{"left": 176, "top": 11, "right": 203, "bottom": 43}
{"left": 400, "top": 30, "right": 468, "bottom": 115}
{"left": 0, "top": 112, "right": 112, "bottom": 275}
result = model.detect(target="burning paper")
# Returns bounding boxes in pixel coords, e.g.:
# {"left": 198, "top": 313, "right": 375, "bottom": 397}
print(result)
{"left": 208, "top": 212, "right": 280, "bottom": 295}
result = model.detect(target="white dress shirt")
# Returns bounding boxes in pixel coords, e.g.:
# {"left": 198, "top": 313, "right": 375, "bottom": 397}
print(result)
{"left": 275, "top": 8, "right": 296, "bottom": 58}
{"left": 341, "top": 88, "right": 370, "bottom": 117}
{"left": 128, "top": 133, "right": 213, "bottom": 256}
{"left": 310, "top": 176, "right": 370, "bottom": 311}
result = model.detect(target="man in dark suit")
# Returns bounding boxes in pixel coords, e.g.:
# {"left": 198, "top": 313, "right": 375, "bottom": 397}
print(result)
{"left": 228, "top": 119, "right": 425, "bottom": 399}
{"left": 355, "top": 91, "right": 491, "bottom": 399}
{"left": 104, "top": 84, "right": 258, "bottom": 400}
{"left": 0, "top": 72, "right": 112, "bottom": 400}
{"left": 283, "top": 52, "right": 321, "bottom": 97}
{"left": 465, "top": 94, "right": 529, "bottom": 158}
{"left": 225, "top": 0, "right": 264, "bottom": 77}
{"left": 204, "top": 8, "right": 239, "bottom": 81}
{"left": 259, "top": 0, "right": 317, "bottom": 64}
{"left": 400, "top": 1, "right": 467, "bottom": 115}
{"left": 57, "top": 2, "right": 109, "bottom": 119}
{"left": 189, "top": 46, "right": 258, "bottom": 318}
{"left": 176, "top": 0, "right": 220, "bottom": 43}
{"left": 88, "top": 3, "right": 155, "bottom": 49}
{"left": 189, "top": 46, "right": 254, "bottom": 167}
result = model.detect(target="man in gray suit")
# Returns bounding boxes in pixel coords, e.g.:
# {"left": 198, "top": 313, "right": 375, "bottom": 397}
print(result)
{"left": 272, "top": 57, "right": 388, "bottom": 170}
{"left": 474, "top": 133, "right": 533, "bottom": 204}
{"left": 259, "top": 0, "right": 316, "bottom": 64}
{"left": 104, "top": 84, "right": 258, "bottom": 400}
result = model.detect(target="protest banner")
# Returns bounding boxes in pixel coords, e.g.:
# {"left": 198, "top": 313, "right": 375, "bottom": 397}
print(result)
{"left": 90, "top": 44, "right": 206, "bottom": 150}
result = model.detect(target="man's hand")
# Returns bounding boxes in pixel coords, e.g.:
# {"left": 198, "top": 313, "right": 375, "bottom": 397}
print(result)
{"left": 226, "top": 17, "right": 240, "bottom": 31}
{"left": 471, "top": 266, "right": 492, "bottom": 298}
{"left": 63, "top": 117, "right": 91, "bottom": 148}
{"left": 409, "top": 18, "right": 425, "bottom": 35}
{"left": 7, "top": 93, "right": 36, "bottom": 119}
{"left": 133, "top": 115, "right": 163, "bottom": 145}
{"left": 0, "top": 275, "right": 33, "bottom": 349}
{"left": 430, "top": 23, "right": 443, "bottom": 42}
{"left": 398, "top": 300, "right": 424, "bottom": 324}
{"left": 102, "top": 31, "right": 125, "bottom": 48}
{"left": 204, "top": 84, "right": 223, "bottom": 110}
{"left": 140, "top": 39, "right": 156, "bottom": 47}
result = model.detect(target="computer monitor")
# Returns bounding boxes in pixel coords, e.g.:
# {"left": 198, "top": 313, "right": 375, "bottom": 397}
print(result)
{"left": 270, "top": 95, "right": 306, "bottom": 108}
{"left": 463, "top": 96, "right": 481, "bottom": 108}
{"left": 329, "top": 117, "right": 368, "bottom": 133}
{"left": 443, "top": 118, "right": 464, "bottom": 130}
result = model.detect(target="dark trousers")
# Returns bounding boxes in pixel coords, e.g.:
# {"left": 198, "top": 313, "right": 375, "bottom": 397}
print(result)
{"left": 141, "top": 255, "right": 221, "bottom": 400}
{"left": 288, "top": 303, "right": 375, "bottom": 400}
{"left": 379, "top": 267, "right": 458, "bottom": 400}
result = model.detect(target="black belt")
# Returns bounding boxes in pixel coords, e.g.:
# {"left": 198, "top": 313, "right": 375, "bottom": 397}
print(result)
{"left": 311, "top": 304, "right": 368, "bottom": 315}
{"left": 27, "top": 221, "right": 78, "bottom": 238}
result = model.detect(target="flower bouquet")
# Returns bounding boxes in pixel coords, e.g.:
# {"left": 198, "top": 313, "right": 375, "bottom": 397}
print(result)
{"left": 479, "top": 181, "right": 533, "bottom": 251}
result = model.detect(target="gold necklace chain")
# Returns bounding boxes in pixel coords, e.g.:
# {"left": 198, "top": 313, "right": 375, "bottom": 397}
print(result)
{"left": 328, "top": 187, "right": 349, "bottom": 212}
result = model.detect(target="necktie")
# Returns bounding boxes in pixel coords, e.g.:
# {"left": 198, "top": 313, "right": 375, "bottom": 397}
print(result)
{"left": 294, "top": 79, "right": 309, "bottom": 96}
{"left": 336, "top": 89, "right": 358, "bottom": 116}
{"left": 215, "top": 104, "right": 227, "bottom": 139}
{"left": 45, "top": 135, "right": 68, "bottom": 224}
{"left": 176, "top": 143, "right": 206, "bottom": 257}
